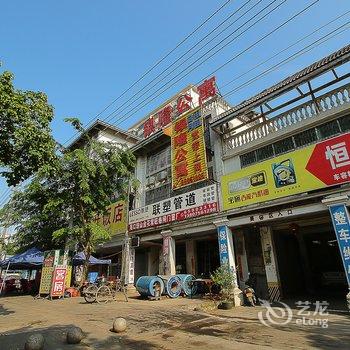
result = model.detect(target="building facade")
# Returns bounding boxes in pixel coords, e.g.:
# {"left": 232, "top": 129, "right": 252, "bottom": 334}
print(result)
{"left": 212, "top": 44, "right": 350, "bottom": 304}
{"left": 95, "top": 45, "right": 350, "bottom": 307}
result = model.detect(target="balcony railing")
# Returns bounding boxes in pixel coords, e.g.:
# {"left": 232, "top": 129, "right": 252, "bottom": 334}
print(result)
{"left": 222, "top": 84, "right": 350, "bottom": 155}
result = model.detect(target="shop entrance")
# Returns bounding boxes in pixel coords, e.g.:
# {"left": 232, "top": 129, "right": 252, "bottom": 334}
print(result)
{"left": 196, "top": 237, "right": 220, "bottom": 278}
{"left": 274, "top": 220, "right": 347, "bottom": 300}
{"left": 175, "top": 242, "right": 187, "bottom": 274}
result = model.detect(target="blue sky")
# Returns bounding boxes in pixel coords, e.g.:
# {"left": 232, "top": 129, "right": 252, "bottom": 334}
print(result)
{"left": 1, "top": 0, "right": 350, "bottom": 203}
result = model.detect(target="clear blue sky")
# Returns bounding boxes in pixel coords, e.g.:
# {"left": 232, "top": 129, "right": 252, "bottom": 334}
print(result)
{"left": 1, "top": 0, "right": 350, "bottom": 203}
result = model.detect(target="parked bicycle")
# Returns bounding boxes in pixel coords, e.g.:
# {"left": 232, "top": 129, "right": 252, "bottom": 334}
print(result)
{"left": 83, "top": 276, "right": 128, "bottom": 304}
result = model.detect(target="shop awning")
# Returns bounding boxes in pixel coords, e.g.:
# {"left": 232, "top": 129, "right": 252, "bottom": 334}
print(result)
{"left": 0, "top": 247, "right": 44, "bottom": 268}
{"left": 73, "top": 252, "right": 111, "bottom": 265}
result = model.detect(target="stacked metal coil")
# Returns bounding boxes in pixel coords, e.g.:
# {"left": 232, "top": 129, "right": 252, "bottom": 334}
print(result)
{"left": 135, "top": 276, "right": 164, "bottom": 297}
{"left": 177, "top": 274, "right": 197, "bottom": 296}
{"left": 161, "top": 275, "right": 182, "bottom": 298}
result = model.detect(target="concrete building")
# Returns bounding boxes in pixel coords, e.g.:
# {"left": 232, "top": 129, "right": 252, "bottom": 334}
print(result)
{"left": 212, "top": 44, "right": 350, "bottom": 305}
{"left": 125, "top": 80, "right": 233, "bottom": 286}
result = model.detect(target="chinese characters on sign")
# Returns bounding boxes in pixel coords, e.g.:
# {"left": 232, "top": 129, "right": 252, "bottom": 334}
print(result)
{"left": 50, "top": 267, "right": 67, "bottom": 297}
{"left": 171, "top": 107, "right": 208, "bottom": 189}
{"left": 94, "top": 200, "right": 126, "bottom": 235}
{"left": 222, "top": 133, "right": 350, "bottom": 210}
{"left": 142, "top": 77, "right": 216, "bottom": 139}
{"left": 329, "top": 204, "right": 350, "bottom": 286}
{"left": 129, "top": 185, "right": 218, "bottom": 231}
{"left": 217, "top": 226, "right": 229, "bottom": 265}
{"left": 197, "top": 76, "right": 216, "bottom": 105}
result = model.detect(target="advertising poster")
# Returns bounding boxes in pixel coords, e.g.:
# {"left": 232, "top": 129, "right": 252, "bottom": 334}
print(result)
{"left": 222, "top": 133, "right": 350, "bottom": 210}
{"left": 129, "top": 185, "right": 218, "bottom": 231}
{"left": 50, "top": 266, "right": 67, "bottom": 297}
{"left": 94, "top": 200, "right": 127, "bottom": 235}
{"left": 171, "top": 107, "right": 208, "bottom": 189}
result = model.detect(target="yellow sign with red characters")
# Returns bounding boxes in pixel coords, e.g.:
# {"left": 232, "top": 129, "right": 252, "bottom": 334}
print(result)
{"left": 94, "top": 200, "right": 126, "bottom": 235}
{"left": 171, "top": 107, "right": 208, "bottom": 189}
{"left": 222, "top": 133, "right": 350, "bottom": 210}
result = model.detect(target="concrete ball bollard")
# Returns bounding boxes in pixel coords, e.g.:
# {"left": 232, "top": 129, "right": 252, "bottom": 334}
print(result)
{"left": 113, "top": 318, "right": 127, "bottom": 333}
{"left": 66, "top": 327, "right": 84, "bottom": 344}
{"left": 24, "top": 334, "right": 44, "bottom": 350}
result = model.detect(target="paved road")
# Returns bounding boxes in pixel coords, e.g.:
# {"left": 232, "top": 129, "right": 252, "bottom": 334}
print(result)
{"left": 0, "top": 295, "right": 349, "bottom": 349}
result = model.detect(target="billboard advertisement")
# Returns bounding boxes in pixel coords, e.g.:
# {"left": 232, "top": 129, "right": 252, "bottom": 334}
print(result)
{"left": 171, "top": 107, "right": 208, "bottom": 190}
{"left": 129, "top": 184, "right": 218, "bottom": 231}
{"left": 222, "top": 133, "right": 350, "bottom": 210}
{"left": 94, "top": 200, "right": 126, "bottom": 235}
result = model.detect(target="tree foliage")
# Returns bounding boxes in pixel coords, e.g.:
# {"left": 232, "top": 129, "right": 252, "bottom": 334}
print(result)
{"left": 0, "top": 71, "right": 58, "bottom": 186}
{"left": 3, "top": 118, "right": 136, "bottom": 282}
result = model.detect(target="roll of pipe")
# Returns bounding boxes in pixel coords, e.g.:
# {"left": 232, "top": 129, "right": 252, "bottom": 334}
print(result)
{"left": 177, "top": 274, "right": 197, "bottom": 296}
{"left": 161, "top": 275, "right": 182, "bottom": 298}
{"left": 135, "top": 276, "right": 164, "bottom": 297}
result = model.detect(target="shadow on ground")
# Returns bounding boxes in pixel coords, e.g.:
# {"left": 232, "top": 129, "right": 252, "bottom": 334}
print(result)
{"left": 0, "top": 303, "right": 14, "bottom": 316}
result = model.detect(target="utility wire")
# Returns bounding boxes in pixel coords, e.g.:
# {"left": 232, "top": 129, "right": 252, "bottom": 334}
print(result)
{"left": 222, "top": 21, "right": 350, "bottom": 100}
{"left": 93, "top": 0, "right": 260, "bottom": 126}
{"left": 105, "top": 0, "right": 318, "bottom": 129}
{"left": 220, "top": 10, "right": 350, "bottom": 90}
{"left": 100, "top": 0, "right": 287, "bottom": 127}
{"left": 63, "top": 0, "right": 233, "bottom": 146}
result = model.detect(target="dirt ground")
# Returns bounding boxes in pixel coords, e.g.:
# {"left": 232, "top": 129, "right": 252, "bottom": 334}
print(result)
{"left": 0, "top": 293, "right": 349, "bottom": 350}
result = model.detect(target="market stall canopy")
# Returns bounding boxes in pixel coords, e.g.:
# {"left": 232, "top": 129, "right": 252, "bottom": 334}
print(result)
{"left": 73, "top": 252, "right": 111, "bottom": 265}
{"left": 0, "top": 247, "right": 44, "bottom": 268}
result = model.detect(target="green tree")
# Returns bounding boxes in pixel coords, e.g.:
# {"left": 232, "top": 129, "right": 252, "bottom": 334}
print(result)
{"left": 0, "top": 71, "right": 57, "bottom": 186}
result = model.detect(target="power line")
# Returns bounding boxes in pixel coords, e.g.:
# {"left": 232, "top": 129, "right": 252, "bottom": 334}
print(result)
{"left": 63, "top": 0, "right": 233, "bottom": 146}
{"left": 220, "top": 10, "right": 350, "bottom": 90}
{"left": 104, "top": 0, "right": 319, "bottom": 129}
{"left": 93, "top": 0, "right": 260, "bottom": 127}
{"left": 99, "top": 0, "right": 287, "bottom": 128}
{"left": 221, "top": 20, "right": 350, "bottom": 100}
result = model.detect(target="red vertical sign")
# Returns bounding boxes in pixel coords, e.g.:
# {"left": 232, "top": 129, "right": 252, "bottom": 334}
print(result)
{"left": 50, "top": 267, "right": 67, "bottom": 297}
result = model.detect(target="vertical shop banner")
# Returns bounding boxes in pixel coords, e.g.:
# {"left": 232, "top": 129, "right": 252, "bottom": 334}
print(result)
{"left": 217, "top": 226, "right": 229, "bottom": 265}
{"left": 222, "top": 133, "right": 350, "bottom": 210}
{"left": 50, "top": 266, "right": 67, "bottom": 297}
{"left": 171, "top": 107, "right": 208, "bottom": 189}
{"left": 329, "top": 204, "right": 350, "bottom": 286}
{"left": 94, "top": 200, "right": 126, "bottom": 235}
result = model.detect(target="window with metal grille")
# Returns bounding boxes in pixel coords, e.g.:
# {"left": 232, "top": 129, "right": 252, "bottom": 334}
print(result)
{"left": 256, "top": 144, "right": 274, "bottom": 161}
{"left": 317, "top": 120, "right": 340, "bottom": 139}
{"left": 145, "top": 183, "right": 171, "bottom": 205}
{"left": 339, "top": 115, "right": 350, "bottom": 132}
{"left": 240, "top": 151, "right": 256, "bottom": 167}
{"left": 294, "top": 128, "right": 318, "bottom": 147}
{"left": 273, "top": 137, "right": 295, "bottom": 155}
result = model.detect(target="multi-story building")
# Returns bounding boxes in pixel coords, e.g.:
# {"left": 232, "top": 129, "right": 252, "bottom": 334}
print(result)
{"left": 90, "top": 45, "right": 350, "bottom": 308}
{"left": 212, "top": 44, "right": 350, "bottom": 305}
{"left": 125, "top": 80, "right": 232, "bottom": 284}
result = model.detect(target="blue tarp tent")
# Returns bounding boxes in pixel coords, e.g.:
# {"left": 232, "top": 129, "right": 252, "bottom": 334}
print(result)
{"left": 0, "top": 247, "right": 44, "bottom": 268}
{"left": 73, "top": 252, "right": 111, "bottom": 265}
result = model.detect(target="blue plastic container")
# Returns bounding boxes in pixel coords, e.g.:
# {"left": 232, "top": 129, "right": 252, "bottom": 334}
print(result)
{"left": 177, "top": 274, "right": 197, "bottom": 296}
{"left": 135, "top": 276, "right": 164, "bottom": 297}
{"left": 162, "top": 275, "right": 182, "bottom": 298}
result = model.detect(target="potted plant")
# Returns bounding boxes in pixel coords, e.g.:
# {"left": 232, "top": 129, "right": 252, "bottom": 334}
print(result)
{"left": 211, "top": 263, "right": 236, "bottom": 310}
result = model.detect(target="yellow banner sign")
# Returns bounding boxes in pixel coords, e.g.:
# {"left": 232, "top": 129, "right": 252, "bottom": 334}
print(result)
{"left": 171, "top": 107, "right": 208, "bottom": 189}
{"left": 222, "top": 133, "right": 350, "bottom": 210}
{"left": 95, "top": 200, "right": 126, "bottom": 235}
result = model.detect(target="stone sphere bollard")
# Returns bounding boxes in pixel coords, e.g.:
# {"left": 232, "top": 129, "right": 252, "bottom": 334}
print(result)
{"left": 66, "top": 327, "right": 84, "bottom": 344}
{"left": 113, "top": 318, "right": 127, "bottom": 333}
{"left": 24, "top": 333, "right": 44, "bottom": 350}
